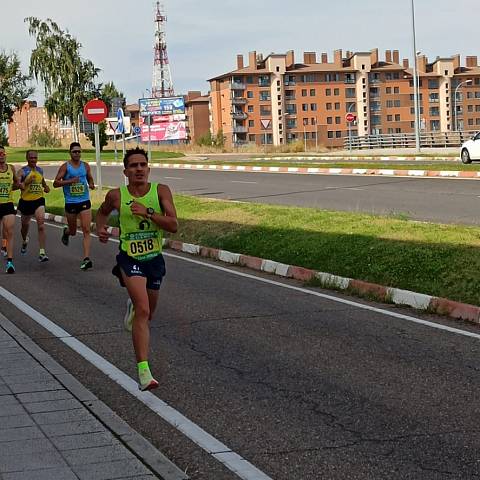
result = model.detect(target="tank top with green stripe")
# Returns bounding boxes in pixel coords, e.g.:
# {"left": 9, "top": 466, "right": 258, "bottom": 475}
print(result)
{"left": 0, "top": 165, "right": 14, "bottom": 204}
{"left": 119, "top": 183, "right": 163, "bottom": 261}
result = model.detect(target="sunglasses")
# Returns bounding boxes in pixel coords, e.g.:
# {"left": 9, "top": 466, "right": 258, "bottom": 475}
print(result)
{"left": 71, "top": 150, "right": 81, "bottom": 154}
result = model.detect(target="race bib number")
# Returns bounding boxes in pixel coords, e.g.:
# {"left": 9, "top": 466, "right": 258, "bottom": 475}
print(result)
{"left": 29, "top": 183, "right": 42, "bottom": 193}
{"left": 0, "top": 183, "right": 10, "bottom": 199}
{"left": 124, "top": 231, "right": 160, "bottom": 260}
{"left": 70, "top": 183, "right": 85, "bottom": 196}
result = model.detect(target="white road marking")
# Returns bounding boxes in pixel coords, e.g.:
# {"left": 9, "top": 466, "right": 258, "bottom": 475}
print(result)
{"left": 0, "top": 283, "right": 273, "bottom": 480}
{"left": 163, "top": 176, "right": 184, "bottom": 180}
{"left": 231, "top": 181, "right": 258, "bottom": 184}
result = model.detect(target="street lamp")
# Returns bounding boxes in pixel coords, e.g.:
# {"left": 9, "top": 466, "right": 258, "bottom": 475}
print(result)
{"left": 454, "top": 79, "right": 473, "bottom": 131}
{"left": 410, "top": 0, "right": 421, "bottom": 153}
{"left": 347, "top": 102, "right": 356, "bottom": 151}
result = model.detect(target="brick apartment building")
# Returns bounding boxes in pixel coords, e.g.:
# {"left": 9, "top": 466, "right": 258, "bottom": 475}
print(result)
{"left": 209, "top": 49, "right": 480, "bottom": 148}
{"left": 7, "top": 101, "right": 74, "bottom": 147}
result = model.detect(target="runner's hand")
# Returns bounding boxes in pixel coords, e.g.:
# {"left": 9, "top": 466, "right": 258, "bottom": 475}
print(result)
{"left": 69, "top": 176, "right": 80, "bottom": 184}
{"left": 44, "top": 185, "right": 50, "bottom": 193}
{"left": 97, "top": 225, "right": 111, "bottom": 243}
{"left": 130, "top": 201, "right": 147, "bottom": 217}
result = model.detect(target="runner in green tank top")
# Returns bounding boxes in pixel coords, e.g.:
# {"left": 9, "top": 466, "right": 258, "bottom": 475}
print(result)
{"left": 96, "top": 147, "right": 178, "bottom": 391}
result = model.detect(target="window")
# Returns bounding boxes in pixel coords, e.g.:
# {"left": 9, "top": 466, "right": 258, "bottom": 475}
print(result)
{"left": 285, "top": 90, "right": 295, "bottom": 100}
{"left": 345, "top": 73, "right": 356, "bottom": 84}
{"left": 310, "top": 89, "right": 315, "bottom": 96}
{"left": 260, "top": 107, "right": 271, "bottom": 116}
{"left": 303, "top": 118, "right": 309, "bottom": 126}
{"left": 326, "top": 103, "right": 332, "bottom": 110}
{"left": 346, "top": 88, "right": 356, "bottom": 98}
{"left": 285, "top": 104, "right": 297, "bottom": 114}
{"left": 327, "top": 117, "right": 333, "bottom": 124}
{"left": 248, "top": 120, "right": 254, "bottom": 127}
{"left": 301, "top": 89, "right": 307, "bottom": 97}
{"left": 276, "top": 66, "right": 280, "bottom": 72}
{"left": 335, "top": 116, "right": 341, "bottom": 124}
{"left": 370, "top": 101, "right": 381, "bottom": 112}
{"left": 369, "top": 73, "right": 381, "bottom": 83}
{"left": 284, "top": 75, "right": 296, "bottom": 86}
{"left": 334, "top": 88, "right": 340, "bottom": 96}
{"left": 325, "top": 73, "right": 340, "bottom": 82}
{"left": 429, "top": 107, "right": 440, "bottom": 116}
{"left": 371, "top": 115, "right": 381, "bottom": 125}
{"left": 394, "top": 100, "right": 401, "bottom": 107}
{"left": 468, "top": 105, "right": 474, "bottom": 112}
{"left": 387, "top": 115, "right": 393, "bottom": 121}
{"left": 386, "top": 100, "right": 394, "bottom": 108}
{"left": 258, "top": 75, "right": 270, "bottom": 87}
{"left": 346, "top": 102, "right": 356, "bottom": 112}
{"left": 394, "top": 87, "right": 399, "bottom": 94}
{"left": 327, "top": 131, "right": 334, "bottom": 138}
{"left": 248, "top": 134, "right": 255, "bottom": 142}
{"left": 302, "top": 104, "right": 308, "bottom": 111}
{"left": 395, "top": 114, "right": 400, "bottom": 121}
{"left": 386, "top": 87, "right": 392, "bottom": 94}
{"left": 246, "top": 76, "right": 254, "bottom": 84}
{"left": 286, "top": 119, "right": 297, "bottom": 128}
{"left": 430, "top": 120, "right": 440, "bottom": 130}
{"left": 385, "top": 72, "right": 400, "bottom": 80}
{"left": 248, "top": 105, "right": 254, "bottom": 112}
{"left": 247, "top": 91, "right": 253, "bottom": 98}
{"left": 326, "top": 88, "right": 332, "bottom": 96}
{"left": 428, "top": 79, "right": 439, "bottom": 89}
{"left": 311, "top": 103, "right": 317, "bottom": 111}
{"left": 429, "top": 93, "right": 440, "bottom": 102}
{"left": 468, "top": 118, "right": 474, "bottom": 126}
{"left": 335, "top": 131, "right": 342, "bottom": 138}
{"left": 259, "top": 91, "right": 270, "bottom": 101}
{"left": 370, "top": 87, "right": 380, "bottom": 98}
{"left": 334, "top": 103, "right": 340, "bottom": 110}
{"left": 299, "top": 74, "right": 319, "bottom": 83}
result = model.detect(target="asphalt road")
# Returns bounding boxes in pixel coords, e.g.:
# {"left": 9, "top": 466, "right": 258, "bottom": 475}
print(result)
{"left": 41, "top": 166, "right": 480, "bottom": 225}
{"left": 2, "top": 223, "right": 480, "bottom": 479}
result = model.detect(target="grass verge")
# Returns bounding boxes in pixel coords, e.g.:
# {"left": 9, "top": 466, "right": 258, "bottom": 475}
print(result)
{"left": 30, "top": 186, "right": 480, "bottom": 307}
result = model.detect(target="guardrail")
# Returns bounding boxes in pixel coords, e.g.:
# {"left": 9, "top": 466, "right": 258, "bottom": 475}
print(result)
{"left": 344, "top": 131, "right": 478, "bottom": 150}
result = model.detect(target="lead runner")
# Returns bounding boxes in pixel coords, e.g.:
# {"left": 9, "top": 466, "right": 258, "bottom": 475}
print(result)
{"left": 95, "top": 147, "right": 178, "bottom": 391}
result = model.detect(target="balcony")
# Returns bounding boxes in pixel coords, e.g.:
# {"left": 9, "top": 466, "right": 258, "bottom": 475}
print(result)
{"left": 231, "top": 111, "right": 248, "bottom": 120}
{"left": 233, "top": 126, "right": 248, "bottom": 133}
{"left": 231, "top": 82, "right": 246, "bottom": 90}
{"left": 285, "top": 96, "right": 296, "bottom": 101}
{"left": 232, "top": 97, "right": 247, "bottom": 105}
{"left": 344, "top": 78, "right": 356, "bottom": 84}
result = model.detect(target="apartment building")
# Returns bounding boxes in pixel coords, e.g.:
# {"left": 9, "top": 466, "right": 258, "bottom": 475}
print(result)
{"left": 209, "top": 49, "right": 480, "bottom": 148}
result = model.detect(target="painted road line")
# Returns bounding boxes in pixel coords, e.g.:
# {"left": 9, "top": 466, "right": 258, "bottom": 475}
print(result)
{"left": 231, "top": 181, "right": 258, "bottom": 184}
{"left": 0, "top": 284, "right": 273, "bottom": 480}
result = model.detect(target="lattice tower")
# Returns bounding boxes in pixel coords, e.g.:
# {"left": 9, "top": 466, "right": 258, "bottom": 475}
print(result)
{"left": 151, "top": 2, "right": 174, "bottom": 98}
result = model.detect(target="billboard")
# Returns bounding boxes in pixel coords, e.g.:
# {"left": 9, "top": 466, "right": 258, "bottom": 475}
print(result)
{"left": 141, "top": 121, "right": 186, "bottom": 141}
{"left": 139, "top": 96, "right": 185, "bottom": 117}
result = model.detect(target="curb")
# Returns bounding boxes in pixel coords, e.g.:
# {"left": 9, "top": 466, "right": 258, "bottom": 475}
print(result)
{"left": 44, "top": 213, "right": 480, "bottom": 326}
{"left": 37, "top": 161, "right": 478, "bottom": 180}
{"left": 0, "top": 312, "right": 189, "bottom": 480}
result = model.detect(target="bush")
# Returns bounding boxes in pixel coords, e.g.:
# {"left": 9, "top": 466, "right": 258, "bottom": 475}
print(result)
{"left": 28, "top": 126, "right": 61, "bottom": 147}
{"left": 86, "top": 121, "right": 108, "bottom": 151}
{"left": 0, "top": 126, "right": 8, "bottom": 146}
{"left": 195, "top": 129, "right": 225, "bottom": 148}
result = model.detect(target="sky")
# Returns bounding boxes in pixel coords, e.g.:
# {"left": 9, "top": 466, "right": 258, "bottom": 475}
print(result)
{"left": 1, "top": 0, "right": 477, "bottom": 105}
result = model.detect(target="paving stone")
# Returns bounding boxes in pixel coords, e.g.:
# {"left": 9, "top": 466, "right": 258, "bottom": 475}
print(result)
{"left": 32, "top": 408, "right": 92, "bottom": 425}
{"left": 0, "top": 438, "right": 55, "bottom": 456}
{"left": 51, "top": 431, "right": 120, "bottom": 451}
{"left": 2, "top": 373, "right": 55, "bottom": 386}
{"left": 0, "top": 450, "right": 67, "bottom": 473}
{"left": 0, "top": 385, "right": 11, "bottom": 395}
{"left": 40, "top": 419, "right": 106, "bottom": 437}
{"left": 2, "top": 467, "right": 79, "bottom": 480}
{"left": 24, "top": 398, "right": 82, "bottom": 414}
{"left": 16, "top": 390, "right": 73, "bottom": 404}
{"left": 0, "top": 414, "right": 34, "bottom": 429}
{"left": 73, "top": 458, "right": 153, "bottom": 480}
{"left": 9, "top": 380, "right": 62, "bottom": 394}
{"left": 63, "top": 444, "right": 135, "bottom": 466}
{"left": 0, "top": 404, "right": 26, "bottom": 417}
{"left": 0, "top": 426, "right": 45, "bottom": 443}
{"left": 0, "top": 395, "right": 19, "bottom": 407}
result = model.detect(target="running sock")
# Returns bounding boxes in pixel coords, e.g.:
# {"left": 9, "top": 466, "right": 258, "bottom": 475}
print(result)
{"left": 2, "top": 239, "right": 6, "bottom": 248}
{"left": 39, "top": 249, "right": 45, "bottom": 255}
{"left": 138, "top": 361, "right": 153, "bottom": 384}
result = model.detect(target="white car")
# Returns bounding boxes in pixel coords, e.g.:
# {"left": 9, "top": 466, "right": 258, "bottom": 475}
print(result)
{"left": 460, "top": 132, "right": 480, "bottom": 164}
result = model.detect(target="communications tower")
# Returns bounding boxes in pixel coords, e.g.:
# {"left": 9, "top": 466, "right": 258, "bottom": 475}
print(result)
{"left": 151, "top": 2, "right": 174, "bottom": 98}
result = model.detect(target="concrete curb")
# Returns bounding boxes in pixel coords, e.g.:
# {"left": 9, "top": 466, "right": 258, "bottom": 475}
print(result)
{"left": 44, "top": 213, "right": 480, "bottom": 325}
{"left": 0, "top": 312, "right": 189, "bottom": 480}
{"left": 38, "top": 161, "right": 478, "bottom": 180}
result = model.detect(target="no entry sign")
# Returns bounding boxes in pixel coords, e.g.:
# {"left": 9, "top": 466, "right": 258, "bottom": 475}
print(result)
{"left": 345, "top": 113, "right": 356, "bottom": 123}
{"left": 83, "top": 99, "right": 108, "bottom": 123}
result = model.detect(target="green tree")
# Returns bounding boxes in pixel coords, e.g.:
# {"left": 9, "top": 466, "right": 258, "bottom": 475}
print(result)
{"left": 25, "top": 17, "right": 99, "bottom": 141}
{"left": 28, "top": 125, "right": 61, "bottom": 147}
{"left": 100, "top": 81, "right": 126, "bottom": 115}
{"left": 0, "top": 50, "right": 35, "bottom": 145}
{"left": 87, "top": 121, "right": 108, "bottom": 151}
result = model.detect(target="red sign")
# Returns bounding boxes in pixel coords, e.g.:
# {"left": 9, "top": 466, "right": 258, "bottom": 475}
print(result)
{"left": 346, "top": 113, "right": 356, "bottom": 123}
{"left": 83, "top": 99, "right": 108, "bottom": 123}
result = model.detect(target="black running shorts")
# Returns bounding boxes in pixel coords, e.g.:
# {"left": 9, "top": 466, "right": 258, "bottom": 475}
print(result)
{"left": 18, "top": 197, "right": 45, "bottom": 216}
{"left": 65, "top": 200, "right": 91, "bottom": 215}
{"left": 0, "top": 202, "right": 16, "bottom": 219}
{"left": 113, "top": 250, "right": 166, "bottom": 291}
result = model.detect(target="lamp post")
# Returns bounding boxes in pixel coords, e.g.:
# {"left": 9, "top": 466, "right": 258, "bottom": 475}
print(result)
{"left": 347, "top": 102, "right": 356, "bottom": 151}
{"left": 410, "top": 0, "right": 421, "bottom": 153}
{"left": 303, "top": 123, "right": 307, "bottom": 152}
{"left": 454, "top": 79, "right": 472, "bottom": 132}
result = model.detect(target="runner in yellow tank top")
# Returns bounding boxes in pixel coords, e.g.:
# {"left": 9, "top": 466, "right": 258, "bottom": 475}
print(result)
{"left": 17, "top": 150, "right": 50, "bottom": 262}
{"left": 96, "top": 147, "right": 178, "bottom": 391}
{"left": 0, "top": 146, "right": 20, "bottom": 273}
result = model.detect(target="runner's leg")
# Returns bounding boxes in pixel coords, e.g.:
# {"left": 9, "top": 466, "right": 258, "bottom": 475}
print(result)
{"left": 20, "top": 214, "right": 31, "bottom": 243}
{"left": 65, "top": 211, "right": 78, "bottom": 237}
{"left": 3, "top": 214, "right": 15, "bottom": 259}
{"left": 78, "top": 208, "right": 92, "bottom": 259}
{"left": 34, "top": 206, "right": 46, "bottom": 251}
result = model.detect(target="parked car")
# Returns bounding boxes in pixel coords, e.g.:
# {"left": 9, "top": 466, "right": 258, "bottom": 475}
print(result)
{"left": 460, "top": 132, "right": 480, "bottom": 164}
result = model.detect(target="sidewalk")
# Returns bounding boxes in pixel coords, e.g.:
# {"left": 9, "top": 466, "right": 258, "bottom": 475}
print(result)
{"left": 0, "top": 314, "right": 188, "bottom": 480}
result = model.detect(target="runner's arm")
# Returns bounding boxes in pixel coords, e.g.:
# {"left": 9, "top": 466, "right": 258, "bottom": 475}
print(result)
{"left": 53, "top": 163, "right": 78, "bottom": 187}
{"left": 11, "top": 165, "right": 20, "bottom": 191}
{"left": 85, "top": 163, "right": 95, "bottom": 190}
{"left": 96, "top": 189, "right": 120, "bottom": 243}
{"left": 155, "top": 184, "right": 178, "bottom": 233}
{"left": 42, "top": 177, "right": 50, "bottom": 193}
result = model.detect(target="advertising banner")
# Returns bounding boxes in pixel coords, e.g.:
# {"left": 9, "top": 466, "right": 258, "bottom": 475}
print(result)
{"left": 141, "top": 121, "right": 186, "bottom": 141}
{"left": 139, "top": 97, "right": 185, "bottom": 117}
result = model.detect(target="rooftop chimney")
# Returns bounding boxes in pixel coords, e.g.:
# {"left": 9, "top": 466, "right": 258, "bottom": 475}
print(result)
{"left": 303, "top": 52, "right": 316, "bottom": 64}
{"left": 403, "top": 58, "right": 409, "bottom": 69}
{"left": 286, "top": 50, "right": 295, "bottom": 67}
{"left": 452, "top": 54, "right": 460, "bottom": 70}
{"left": 334, "top": 49, "right": 343, "bottom": 67}
{"left": 370, "top": 48, "right": 379, "bottom": 66}
{"left": 321, "top": 52, "right": 328, "bottom": 64}
{"left": 466, "top": 56, "right": 478, "bottom": 68}
{"left": 392, "top": 50, "right": 400, "bottom": 64}
{"left": 237, "top": 54, "right": 244, "bottom": 70}
{"left": 385, "top": 50, "right": 392, "bottom": 63}
{"left": 417, "top": 54, "right": 427, "bottom": 73}
{"left": 248, "top": 51, "right": 257, "bottom": 69}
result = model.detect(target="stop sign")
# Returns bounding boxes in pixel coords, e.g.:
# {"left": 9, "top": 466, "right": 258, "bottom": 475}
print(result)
{"left": 346, "top": 113, "right": 356, "bottom": 123}
{"left": 83, "top": 99, "right": 108, "bottom": 123}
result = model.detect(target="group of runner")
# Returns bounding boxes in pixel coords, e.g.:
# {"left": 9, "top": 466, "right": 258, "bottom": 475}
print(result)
{"left": 0, "top": 143, "right": 178, "bottom": 390}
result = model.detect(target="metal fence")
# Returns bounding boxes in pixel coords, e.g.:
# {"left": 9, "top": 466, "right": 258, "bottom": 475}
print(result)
{"left": 344, "top": 131, "right": 478, "bottom": 150}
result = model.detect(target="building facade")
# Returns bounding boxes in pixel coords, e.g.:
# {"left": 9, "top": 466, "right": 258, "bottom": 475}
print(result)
{"left": 209, "top": 49, "right": 480, "bottom": 148}
{"left": 7, "top": 102, "right": 74, "bottom": 147}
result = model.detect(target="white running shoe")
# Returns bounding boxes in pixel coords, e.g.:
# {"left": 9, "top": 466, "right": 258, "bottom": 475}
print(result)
{"left": 123, "top": 298, "right": 135, "bottom": 332}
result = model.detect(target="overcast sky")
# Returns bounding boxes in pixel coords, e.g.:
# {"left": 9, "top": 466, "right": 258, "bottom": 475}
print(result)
{"left": 1, "top": 0, "right": 477, "bottom": 104}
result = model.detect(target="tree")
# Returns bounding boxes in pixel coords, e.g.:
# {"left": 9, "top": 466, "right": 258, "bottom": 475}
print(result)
{"left": 87, "top": 121, "right": 108, "bottom": 151}
{"left": 25, "top": 17, "right": 100, "bottom": 141}
{"left": 100, "top": 82, "right": 126, "bottom": 115}
{"left": 0, "top": 50, "right": 35, "bottom": 145}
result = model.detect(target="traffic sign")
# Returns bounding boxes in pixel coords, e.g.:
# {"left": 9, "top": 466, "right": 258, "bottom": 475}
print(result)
{"left": 83, "top": 99, "right": 108, "bottom": 123}
{"left": 116, "top": 108, "right": 125, "bottom": 134}
{"left": 346, "top": 113, "right": 356, "bottom": 123}
{"left": 133, "top": 126, "right": 141, "bottom": 135}
{"left": 261, "top": 119, "right": 271, "bottom": 129}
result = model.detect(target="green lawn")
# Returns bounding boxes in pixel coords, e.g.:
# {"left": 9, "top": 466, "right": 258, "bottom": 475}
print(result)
{"left": 4, "top": 147, "right": 184, "bottom": 163}
{"left": 32, "top": 185, "right": 480, "bottom": 307}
